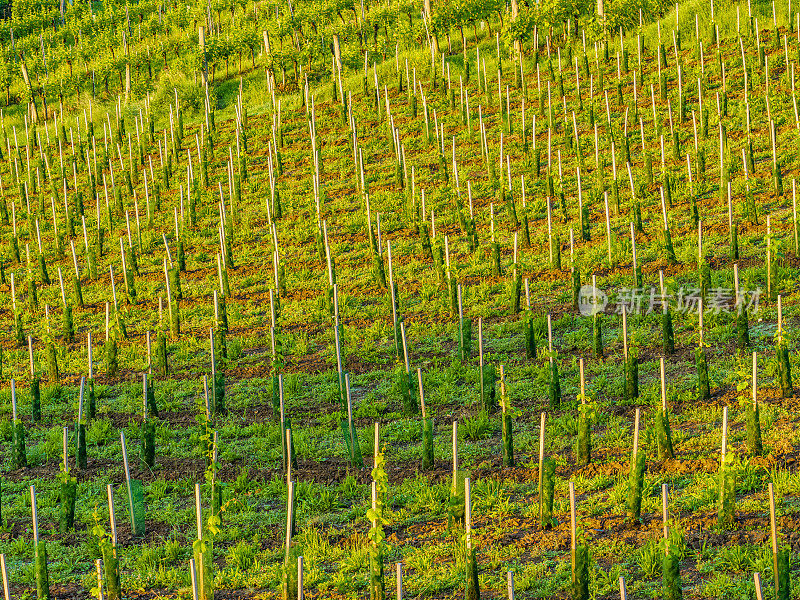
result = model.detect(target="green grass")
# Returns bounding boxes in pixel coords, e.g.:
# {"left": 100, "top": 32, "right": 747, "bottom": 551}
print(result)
{"left": 2, "top": 0, "right": 800, "bottom": 598}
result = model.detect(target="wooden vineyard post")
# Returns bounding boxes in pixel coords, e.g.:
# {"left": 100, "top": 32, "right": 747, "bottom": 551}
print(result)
{"left": 270, "top": 307, "right": 280, "bottom": 417}
{"left": 19, "top": 59, "right": 39, "bottom": 123}
{"left": 444, "top": 235, "right": 456, "bottom": 313}
{"left": 419, "top": 368, "right": 434, "bottom": 470}
{"left": 11, "top": 274, "right": 25, "bottom": 349}
{"left": 577, "top": 358, "right": 591, "bottom": 465}
{"left": 282, "top": 427, "right": 297, "bottom": 488}
{"left": 538, "top": 412, "right": 556, "bottom": 527}
{"left": 29, "top": 336, "right": 41, "bottom": 421}
{"left": 108, "top": 486, "right": 117, "bottom": 543}
{"left": 210, "top": 327, "right": 225, "bottom": 417}
{"left": 199, "top": 27, "right": 209, "bottom": 89}
{"left": 747, "top": 351, "right": 763, "bottom": 456}
{"left": 478, "top": 318, "right": 496, "bottom": 413}
{"left": 662, "top": 483, "right": 669, "bottom": 541}
{"left": 388, "top": 240, "right": 400, "bottom": 358}
{"left": 660, "top": 270, "right": 675, "bottom": 355}
{"left": 0, "top": 554, "right": 9, "bottom": 600}
{"left": 769, "top": 482, "right": 790, "bottom": 600}
{"left": 793, "top": 179, "right": 799, "bottom": 255}
{"left": 523, "top": 279, "right": 537, "bottom": 359}
{"left": 458, "top": 284, "right": 472, "bottom": 360}
{"left": 280, "top": 375, "right": 296, "bottom": 475}
{"left": 548, "top": 313, "right": 561, "bottom": 407}
{"left": 368, "top": 453, "right": 385, "bottom": 600}
{"left": 453, "top": 421, "right": 458, "bottom": 485}
{"left": 343, "top": 374, "right": 363, "bottom": 467}
{"left": 399, "top": 322, "right": 417, "bottom": 414}
{"left": 630, "top": 223, "right": 641, "bottom": 288}
{"left": 164, "top": 258, "right": 179, "bottom": 336}
{"left": 102, "top": 485, "right": 121, "bottom": 600}
{"left": 771, "top": 482, "right": 780, "bottom": 599}
{"left": 11, "top": 379, "right": 26, "bottom": 469}
{"left": 734, "top": 263, "right": 750, "bottom": 351}
{"left": 754, "top": 572, "right": 764, "bottom": 600}
{"left": 95, "top": 560, "right": 104, "bottom": 600}
{"left": 333, "top": 285, "right": 345, "bottom": 409}
{"left": 776, "top": 295, "right": 793, "bottom": 398}
{"left": 698, "top": 220, "right": 711, "bottom": 299}
{"left": 120, "top": 431, "right": 145, "bottom": 536}
{"left": 728, "top": 181, "right": 738, "bottom": 258}
{"left": 373, "top": 422, "right": 380, "bottom": 466}
{"left": 59, "top": 427, "right": 76, "bottom": 532}
{"left": 297, "top": 556, "right": 304, "bottom": 600}
{"left": 767, "top": 215, "right": 774, "bottom": 301}
{"left": 448, "top": 421, "right": 464, "bottom": 529}
{"left": 660, "top": 187, "right": 677, "bottom": 263}
{"left": 546, "top": 197, "right": 555, "bottom": 269}
{"left": 202, "top": 376, "right": 211, "bottom": 425}
{"left": 511, "top": 233, "right": 521, "bottom": 314}
{"left": 570, "top": 229, "right": 581, "bottom": 309}
{"left": 591, "top": 275, "right": 604, "bottom": 358}
{"left": 622, "top": 307, "right": 638, "bottom": 401}
{"left": 395, "top": 563, "right": 403, "bottom": 600}
{"left": 194, "top": 483, "right": 213, "bottom": 600}
{"left": 499, "top": 365, "right": 513, "bottom": 467}
{"left": 190, "top": 559, "right": 199, "bottom": 600}
{"left": 695, "top": 298, "right": 710, "bottom": 400}
{"left": 662, "top": 480, "right": 682, "bottom": 598}
{"left": 281, "top": 480, "right": 298, "bottom": 600}
{"left": 464, "top": 478, "right": 479, "bottom": 600}
{"left": 604, "top": 191, "right": 613, "bottom": 266}
{"left": 146, "top": 331, "right": 152, "bottom": 375}
{"left": 75, "top": 377, "right": 88, "bottom": 472}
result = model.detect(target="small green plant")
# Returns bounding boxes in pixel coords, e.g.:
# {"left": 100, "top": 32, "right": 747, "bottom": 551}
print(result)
{"left": 87, "top": 418, "right": 114, "bottom": 446}
{"left": 193, "top": 512, "right": 220, "bottom": 600}
{"left": 226, "top": 540, "right": 257, "bottom": 572}
{"left": 638, "top": 539, "right": 662, "bottom": 579}
{"left": 576, "top": 395, "right": 595, "bottom": 466}
{"left": 461, "top": 413, "right": 493, "bottom": 441}
{"left": 339, "top": 474, "right": 362, "bottom": 500}
{"left": 662, "top": 526, "right": 685, "bottom": 599}
{"left": 716, "top": 544, "right": 752, "bottom": 572}
{"left": 91, "top": 511, "right": 120, "bottom": 600}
